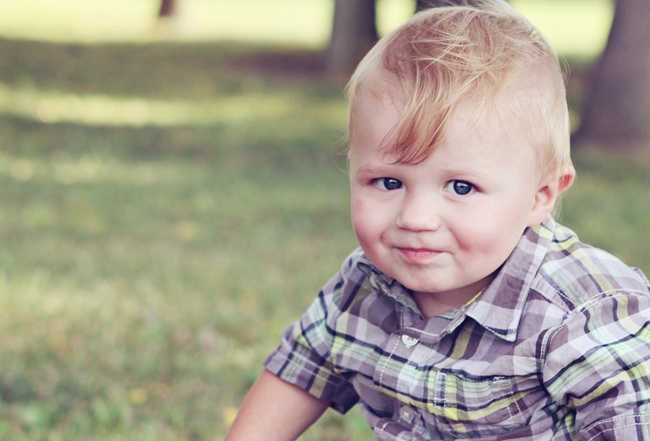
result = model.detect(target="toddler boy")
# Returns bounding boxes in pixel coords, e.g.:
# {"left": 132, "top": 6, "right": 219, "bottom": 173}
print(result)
{"left": 226, "top": 0, "right": 650, "bottom": 439}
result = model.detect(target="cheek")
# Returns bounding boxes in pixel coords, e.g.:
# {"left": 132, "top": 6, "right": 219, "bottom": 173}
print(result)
{"left": 351, "top": 196, "right": 381, "bottom": 247}
{"left": 452, "top": 206, "right": 528, "bottom": 265}
{"left": 452, "top": 210, "right": 518, "bottom": 255}
{"left": 351, "top": 197, "right": 370, "bottom": 236}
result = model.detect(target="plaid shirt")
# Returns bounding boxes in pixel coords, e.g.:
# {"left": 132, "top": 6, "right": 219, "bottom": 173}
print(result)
{"left": 264, "top": 218, "right": 650, "bottom": 440}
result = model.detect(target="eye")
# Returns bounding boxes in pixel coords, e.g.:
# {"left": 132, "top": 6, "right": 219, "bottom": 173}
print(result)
{"left": 374, "top": 178, "right": 403, "bottom": 191}
{"left": 445, "top": 180, "right": 474, "bottom": 196}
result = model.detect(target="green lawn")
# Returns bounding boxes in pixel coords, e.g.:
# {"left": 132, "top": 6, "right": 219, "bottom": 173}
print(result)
{"left": 1, "top": 1, "right": 647, "bottom": 440}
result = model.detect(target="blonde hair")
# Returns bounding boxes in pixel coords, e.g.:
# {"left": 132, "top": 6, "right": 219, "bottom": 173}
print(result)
{"left": 347, "top": 0, "right": 572, "bottom": 179}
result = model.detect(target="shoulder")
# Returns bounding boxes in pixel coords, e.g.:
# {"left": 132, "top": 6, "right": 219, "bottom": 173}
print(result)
{"left": 536, "top": 222, "right": 650, "bottom": 311}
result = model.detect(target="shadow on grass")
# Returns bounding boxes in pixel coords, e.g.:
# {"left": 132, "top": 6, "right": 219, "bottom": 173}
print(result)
{"left": 0, "top": 38, "right": 332, "bottom": 99}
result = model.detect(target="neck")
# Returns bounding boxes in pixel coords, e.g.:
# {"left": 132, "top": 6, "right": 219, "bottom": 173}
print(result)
{"left": 411, "top": 274, "right": 494, "bottom": 319}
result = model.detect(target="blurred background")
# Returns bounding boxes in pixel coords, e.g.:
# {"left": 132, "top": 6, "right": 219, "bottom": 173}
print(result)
{"left": 0, "top": 0, "right": 648, "bottom": 440}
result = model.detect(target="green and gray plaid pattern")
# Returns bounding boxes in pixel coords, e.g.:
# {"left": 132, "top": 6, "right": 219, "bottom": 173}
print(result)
{"left": 265, "top": 218, "right": 650, "bottom": 440}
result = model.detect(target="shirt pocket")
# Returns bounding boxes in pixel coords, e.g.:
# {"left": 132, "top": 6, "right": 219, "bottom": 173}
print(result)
{"left": 426, "top": 370, "right": 541, "bottom": 438}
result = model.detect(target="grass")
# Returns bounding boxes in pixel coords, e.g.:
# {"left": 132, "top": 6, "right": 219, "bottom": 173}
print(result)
{"left": 0, "top": 1, "right": 647, "bottom": 440}
{"left": 0, "top": 38, "right": 368, "bottom": 439}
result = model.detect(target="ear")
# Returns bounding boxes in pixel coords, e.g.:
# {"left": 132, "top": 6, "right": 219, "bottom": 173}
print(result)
{"left": 526, "top": 166, "right": 575, "bottom": 227}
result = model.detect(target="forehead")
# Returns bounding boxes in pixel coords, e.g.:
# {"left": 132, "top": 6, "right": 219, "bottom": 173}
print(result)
{"left": 349, "top": 83, "right": 532, "bottom": 151}
{"left": 445, "top": 99, "right": 536, "bottom": 166}
{"left": 349, "top": 91, "right": 540, "bottom": 182}
{"left": 350, "top": 70, "right": 539, "bottom": 149}
{"left": 348, "top": 75, "right": 404, "bottom": 131}
{"left": 348, "top": 88, "right": 402, "bottom": 153}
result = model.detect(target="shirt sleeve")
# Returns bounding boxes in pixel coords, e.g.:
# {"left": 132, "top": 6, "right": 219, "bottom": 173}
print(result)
{"left": 542, "top": 289, "right": 650, "bottom": 440}
{"left": 263, "top": 251, "right": 362, "bottom": 414}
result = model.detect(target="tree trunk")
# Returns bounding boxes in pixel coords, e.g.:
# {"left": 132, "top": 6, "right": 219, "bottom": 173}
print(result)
{"left": 416, "top": 0, "right": 491, "bottom": 11}
{"left": 573, "top": 0, "right": 650, "bottom": 149}
{"left": 327, "top": 0, "right": 378, "bottom": 78}
{"left": 158, "top": 0, "right": 175, "bottom": 18}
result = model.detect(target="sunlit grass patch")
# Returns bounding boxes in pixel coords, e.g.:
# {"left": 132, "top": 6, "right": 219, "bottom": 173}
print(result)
{"left": 0, "top": 0, "right": 611, "bottom": 61}
{"left": 511, "top": 0, "right": 613, "bottom": 60}
{"left": 0, "top": 81, "right": 347, "bottom": 128}
{"left": 0, "top": 0, "right": 411, "bottom": 46}
{"left": 0, "top": 0, "right": 158, "bottom": 43}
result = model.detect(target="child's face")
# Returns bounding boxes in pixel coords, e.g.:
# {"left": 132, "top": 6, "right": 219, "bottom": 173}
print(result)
{"left": 348, "top": 93, "right": 554, "bottom": 310}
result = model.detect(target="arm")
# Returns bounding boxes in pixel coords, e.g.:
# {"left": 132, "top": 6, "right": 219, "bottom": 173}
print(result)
{"left": 224, "top": 369, "right": 330, "bottom": 441}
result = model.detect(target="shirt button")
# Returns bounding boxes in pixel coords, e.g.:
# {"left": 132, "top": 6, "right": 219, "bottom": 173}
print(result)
{"left": 399, "top": 406, "right": 415, "bottom": 423}
{"left": 401, "top": 334, "right": 419, "bottom": 348}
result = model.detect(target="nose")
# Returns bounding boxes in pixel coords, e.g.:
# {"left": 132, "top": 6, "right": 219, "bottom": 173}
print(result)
{"left": 395, "top": 190, "right": 441, "bottom": 232}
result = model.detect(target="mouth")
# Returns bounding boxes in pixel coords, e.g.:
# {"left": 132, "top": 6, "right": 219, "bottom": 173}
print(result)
{"left": 396, "top": 248, "right": 442, "bottom": 264}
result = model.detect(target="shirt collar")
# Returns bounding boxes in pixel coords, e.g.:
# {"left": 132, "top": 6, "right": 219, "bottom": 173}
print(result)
{"left": 357, "top": 257, "right": 421, "bottom": 315}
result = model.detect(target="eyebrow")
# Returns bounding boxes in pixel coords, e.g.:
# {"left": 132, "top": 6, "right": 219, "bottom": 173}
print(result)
{"left": 354, "top": 164, "right": 392, "bottom": 177}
